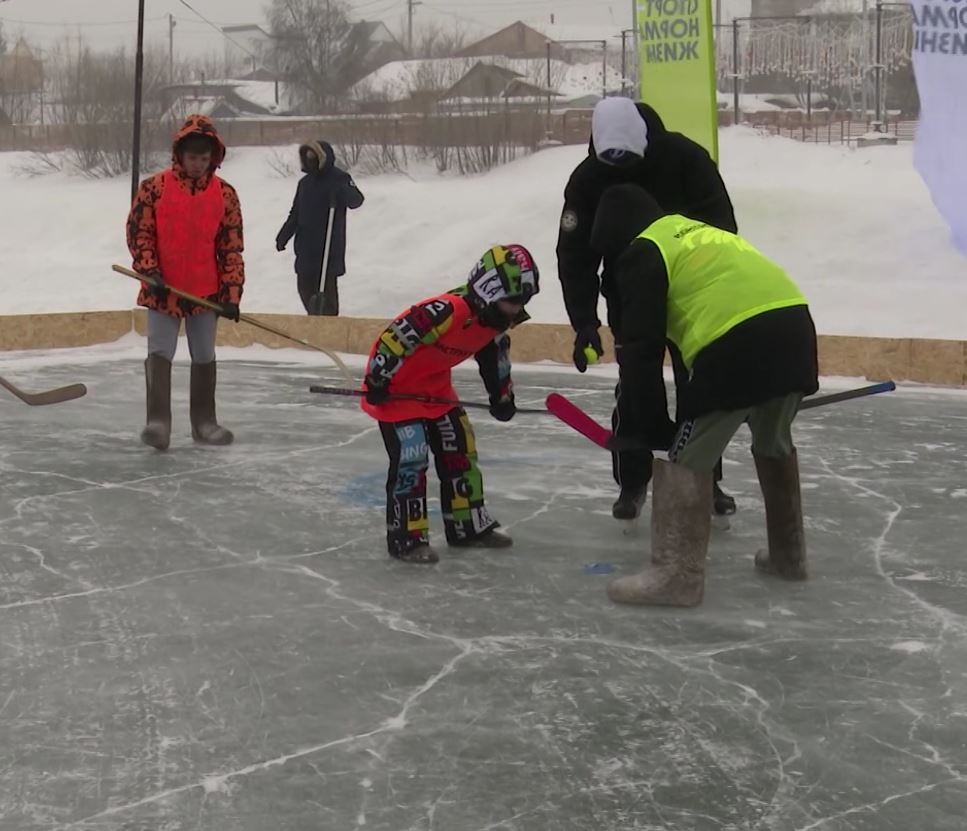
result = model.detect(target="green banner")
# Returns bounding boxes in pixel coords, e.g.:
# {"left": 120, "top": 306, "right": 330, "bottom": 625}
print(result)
{"left": 638, "top": 0, "right": 719, "bottom": 162}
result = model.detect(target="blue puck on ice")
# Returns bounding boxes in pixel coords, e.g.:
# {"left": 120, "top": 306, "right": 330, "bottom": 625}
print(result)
{"left": 583, "top": 562, "right": 616, "bottom": 575}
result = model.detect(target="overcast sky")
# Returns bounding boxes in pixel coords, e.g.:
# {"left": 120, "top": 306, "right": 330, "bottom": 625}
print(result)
{"left": 0, "top": 0, "right": 653, "bottom": 56}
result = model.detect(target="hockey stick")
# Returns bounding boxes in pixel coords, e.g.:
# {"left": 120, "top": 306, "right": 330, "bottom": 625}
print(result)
{"left": 113, "top": 264, "right": 354, "bottom": 383}
{"left": 310, "top": 385, "right": 549, "bottom": 414}
{"left": 0, "top": 375, "right": 87, "bottom": 406}
{"left": 549, "top": 381, "right": 898, "bottom": 451}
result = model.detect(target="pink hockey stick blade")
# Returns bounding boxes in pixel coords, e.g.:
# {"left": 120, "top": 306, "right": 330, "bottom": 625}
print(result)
{"left": 545, "top": 393, "right": 614, "bottom": 449}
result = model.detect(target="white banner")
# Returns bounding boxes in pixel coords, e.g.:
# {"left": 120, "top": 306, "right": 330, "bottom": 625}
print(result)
{"left": 910, "top": 0, "right": 967, "bottom": 256}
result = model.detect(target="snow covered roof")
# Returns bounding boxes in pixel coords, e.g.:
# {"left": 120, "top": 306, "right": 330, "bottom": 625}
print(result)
{"left": 164, "top": 79, "right": 287, "bottom": 115}
{"left": 350, "top": 57, "right": 623, "bottom": 103}
{"left": 162, "top": 96, "right": 241, "bottom": 122}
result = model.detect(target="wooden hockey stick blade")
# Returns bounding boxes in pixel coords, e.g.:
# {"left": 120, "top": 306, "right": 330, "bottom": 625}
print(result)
{"left": 310, "top": 385, "right": 547, "bottom": 414}
{"left": 545, "top": 393, "right": 614, "bottom": 448}
{"left": 112, "top": 264, "right": 354, "bottom": 383}
{"left": 0, "top": 376, "right": 87, "bottom": 406}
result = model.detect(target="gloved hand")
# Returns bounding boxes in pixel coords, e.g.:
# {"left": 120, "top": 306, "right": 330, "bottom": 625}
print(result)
{"left": 364, "top": 378, "right": 390, "bottom": 406}
{"left": 275, "top": 238, "right": 287, "bottom": 252}
{"left": 218, "top": 302, "right": 240, "bottom": 322}
{"left": 489, "top": 395, "right": 516, "bottom": 422}
{"left": 143, "top": 270, "right": 168, "bottom": 303}
{"left": 572, "top": 325, "right": 603, "bottom": 373}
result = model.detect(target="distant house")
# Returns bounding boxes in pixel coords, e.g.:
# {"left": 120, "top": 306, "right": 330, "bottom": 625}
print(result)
{"left": 161, "top": 79, "right": 293, "bottom": 120}
{"left": 349, "top": 56, "right": 621, "bottom": 112}
{"left": 439, "top": 63, "right": 556, "bottom": 109}
{"left": 162, "top": 95, "right": 243, "bottom": 122}
{"left": 0, "top": 39, "right": 44, "bottom": 94}
{"left": 339, "top": 20, "right": 407, "bottom": 86}
{"left": 457, "top": 21, "right": 569, "bottom": 60}
{"left": 456, "top": 20, "right": 620, "bottom": 63}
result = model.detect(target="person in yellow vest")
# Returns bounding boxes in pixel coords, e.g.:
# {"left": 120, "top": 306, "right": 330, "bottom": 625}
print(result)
{"left": 589, "top": 184, "right": 819, "bottom": 607}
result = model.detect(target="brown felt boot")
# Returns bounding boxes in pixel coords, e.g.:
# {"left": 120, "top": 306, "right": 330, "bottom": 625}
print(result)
{"left": 140, "top": 354, "right": 172, "bottom": 451}
{"left": 190, "top": 361, "right": 234, "bottom": 445}
{"left": 753, "top": 449, "right": 807, "bottom": 580}
{"left": 607, "top": 459, "right": 712, "bottom": 607}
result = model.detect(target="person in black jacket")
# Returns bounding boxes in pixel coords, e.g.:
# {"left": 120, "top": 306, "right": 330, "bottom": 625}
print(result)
{"left": 556, "top": 96, "right": 738, "bottom": 523}
{"left": 276, "top": 140, "right": 364, "bottom": 315}
{"left": 590, "top": 183, "right": 819, "bottom": 608}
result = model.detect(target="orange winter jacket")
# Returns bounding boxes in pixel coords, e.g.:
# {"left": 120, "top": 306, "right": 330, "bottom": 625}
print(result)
{"left": 126, "top": 114, "right": 245, "bottom": 317}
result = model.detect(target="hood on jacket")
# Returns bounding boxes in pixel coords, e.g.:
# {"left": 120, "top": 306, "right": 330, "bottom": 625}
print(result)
{"left": 299, "top": 139, "right": 336, "bottom": 175}
{"left": 172, "top": 114, "right": 226, "bottom": 169}
{"left": 588, "top": 99, "right": 667, "bottom": 162}
{"left": 590, "top": 184, "right": 666, "bottom": 260}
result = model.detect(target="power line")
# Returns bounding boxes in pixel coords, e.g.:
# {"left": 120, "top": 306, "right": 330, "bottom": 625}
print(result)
{"left": 0, "top": 14, "right": 167, "bottom": 27}
{"left": 177, "top": 0, "right": 261, "bottom": 62}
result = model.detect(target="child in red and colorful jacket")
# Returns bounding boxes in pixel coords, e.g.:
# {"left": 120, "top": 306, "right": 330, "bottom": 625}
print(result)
{"left": 361, "top": 244, "right": 539, "bottom": 564}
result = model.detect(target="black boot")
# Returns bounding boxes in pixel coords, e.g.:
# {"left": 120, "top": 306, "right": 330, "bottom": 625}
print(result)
{"left": 190, "top": 362, "right": 234, "bottom": 445}
{"left": 449, "top": 528, "right": 513, "bottom": 549}
{"left": 140, "top": 354, "right": 172, "bottom": 451}
{"left": 612, "top": 484, "right": 648, "bottom": 520}
{"left": 713, "top": 482, "right": 736, "bottom": 516}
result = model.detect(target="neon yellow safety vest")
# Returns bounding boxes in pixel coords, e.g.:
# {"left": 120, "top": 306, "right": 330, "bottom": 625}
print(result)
{"left": 638, "top": 215, "right": 808, "bottom": 369}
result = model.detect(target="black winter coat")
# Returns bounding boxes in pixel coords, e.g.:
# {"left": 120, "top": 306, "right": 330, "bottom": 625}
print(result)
{"left": 276, "top": 141, "right": 364, "bottom": 279}
{"left": 556, "top": 103, "right": 737, "bottom": 338}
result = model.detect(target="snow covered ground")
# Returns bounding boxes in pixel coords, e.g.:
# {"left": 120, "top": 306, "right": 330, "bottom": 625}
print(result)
{"left": 0, "top": 127, "right": 965, "bottom": 339}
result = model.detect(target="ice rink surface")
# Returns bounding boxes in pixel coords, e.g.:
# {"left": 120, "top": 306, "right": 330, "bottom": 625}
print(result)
{"left": 2, "top": 354, "right": 967, "bottom": 830}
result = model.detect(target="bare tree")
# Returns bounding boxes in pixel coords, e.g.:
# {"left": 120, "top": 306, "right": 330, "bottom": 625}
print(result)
{"left": 413, "top": 21, "right": 470, "bottom": 58}
{"left": 266, "top": 0, "right": 353, "bottom": 113}
{"left": 37, "top": 37, "right": 168, "bottom": 177}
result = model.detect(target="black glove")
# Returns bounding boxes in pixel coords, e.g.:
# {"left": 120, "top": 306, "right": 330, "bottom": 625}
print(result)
{"left": 489, "top": 396, "right": 516, "bottom": 422}
{"left": 275, "top": 236, "right": 287, "bottom": 252}
{"left": 218, "top": 302, "right": 240, "bottom": 322}
{"left": 365, "top": 379, "right": 390, "bottom": 406}
{"left": 144, "top": 271, "right": 169, "bottom": 303}
{"left": 572, "top": 325, "right": 604, "bottom": 373}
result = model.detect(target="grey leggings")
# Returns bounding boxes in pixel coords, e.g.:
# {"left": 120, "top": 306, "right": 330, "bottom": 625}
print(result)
{"left": 147, "top": 310, "right": 217, "bottom": 363}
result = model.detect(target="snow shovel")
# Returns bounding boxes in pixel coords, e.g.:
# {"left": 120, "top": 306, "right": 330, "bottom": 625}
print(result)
{"left": 308, "top": 199, "right": 337, "bottom": 316}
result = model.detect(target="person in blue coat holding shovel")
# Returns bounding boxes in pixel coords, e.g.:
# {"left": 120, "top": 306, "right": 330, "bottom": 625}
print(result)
{"left": 276, "top": 140, "right": 364, "bottom": 315}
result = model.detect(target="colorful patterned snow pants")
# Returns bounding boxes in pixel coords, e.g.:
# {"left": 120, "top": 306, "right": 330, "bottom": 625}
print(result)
{"left": 378, "top": 407, "right": 498, "bottom": 557}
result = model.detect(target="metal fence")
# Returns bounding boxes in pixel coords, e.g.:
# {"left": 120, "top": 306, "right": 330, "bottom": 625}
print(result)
{"left": 761, "top": 117, "right": 918, "bottom": 144}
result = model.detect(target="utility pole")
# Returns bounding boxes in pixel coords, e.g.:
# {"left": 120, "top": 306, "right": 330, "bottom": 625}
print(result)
{"left": 131, "top": 0, "right": 146, "bottom": 201}
{"left": 630, "top": 0, "right": 639, "bottom": 98}
{"left": 620, "top": 31, "right": 628, "bottom": 96}
{"left": 407, "top": 0, "right": 423, "bottom": 55}
{"left": 168, "top": 14, "right": 176, "bottom": 85}
{"left": 601, "top": 39, "right": 607, "bottom": 99}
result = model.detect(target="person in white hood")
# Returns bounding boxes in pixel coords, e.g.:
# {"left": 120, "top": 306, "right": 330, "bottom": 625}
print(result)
{"left": 556, "top": 96, "right": 738, "bottom": 524}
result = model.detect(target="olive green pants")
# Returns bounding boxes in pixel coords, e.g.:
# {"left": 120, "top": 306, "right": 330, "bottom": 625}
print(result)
{"left": 669, "top": 394, "right": 803, "bottom": 473}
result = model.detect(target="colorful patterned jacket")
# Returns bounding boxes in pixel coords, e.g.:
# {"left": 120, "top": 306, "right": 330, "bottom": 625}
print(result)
{"left": 360, "top": 288, "right": 515, "bottom": 423}
{"left": 126, "top": 114, "right": 244, "bottom": 317}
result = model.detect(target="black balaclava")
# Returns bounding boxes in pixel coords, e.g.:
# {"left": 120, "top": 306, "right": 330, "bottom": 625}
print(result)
{"left": 590, "top": 184, "right": 665, "bottom": 260}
